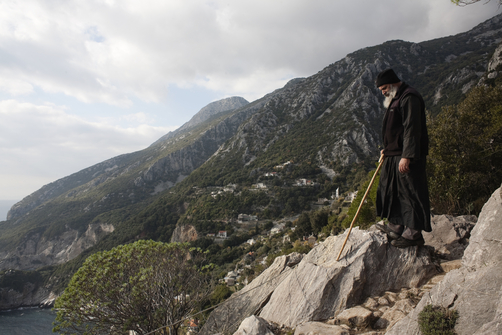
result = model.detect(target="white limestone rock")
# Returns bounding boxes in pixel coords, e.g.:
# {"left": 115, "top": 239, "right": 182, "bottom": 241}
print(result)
{"left": 335, "top": 306, "right": 374, "bottom": 328}
{"left": 259, "top": 228, "right": 439, "bottom": 328}
{"left": 386, "top": 184, "right": 502, "bottom": 335}
{"left": 423, "top": 214, "right": 476, "bottom": 260}
{"left": 233, "top": 315, "right": 274, "bottom": 335}
{"left": 199, "top": 254, "right": 296, "bottom": 335}
{"left": 294, "top": 321, "right": 349, "bottom": 335}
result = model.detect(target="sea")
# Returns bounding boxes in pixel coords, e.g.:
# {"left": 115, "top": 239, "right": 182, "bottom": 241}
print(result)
{"left": 0, "top": 308, "right": 56, "bottom": 335}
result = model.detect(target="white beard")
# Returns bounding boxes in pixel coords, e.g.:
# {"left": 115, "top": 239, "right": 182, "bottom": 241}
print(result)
{"left": 383, "top": 85, "right": 398, "bottom": 108}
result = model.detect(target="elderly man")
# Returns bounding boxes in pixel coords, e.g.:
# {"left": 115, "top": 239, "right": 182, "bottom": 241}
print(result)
{"left": 375, "top": 68, "right": 431, "bottom": 248}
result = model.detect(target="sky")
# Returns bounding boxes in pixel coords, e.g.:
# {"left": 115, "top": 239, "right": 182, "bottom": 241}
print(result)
{"left": 0, "top": 0, "right": 500, "bottom": 218}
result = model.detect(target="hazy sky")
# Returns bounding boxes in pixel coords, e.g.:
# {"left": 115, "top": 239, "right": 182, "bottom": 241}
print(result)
{"left": 0, "top": 0, "right": 500, "bottom": 210}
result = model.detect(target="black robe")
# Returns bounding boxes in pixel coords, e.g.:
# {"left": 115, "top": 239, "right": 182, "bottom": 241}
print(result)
{"left": 377, "top": 156, "right": 431, "bottom": 232}
{"left": 376, "top": 83, "right": 431, "bottom": 232}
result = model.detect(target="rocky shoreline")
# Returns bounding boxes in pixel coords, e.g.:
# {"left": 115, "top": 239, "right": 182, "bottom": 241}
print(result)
{"left": 0, "top": 284, "right": 57, "bottom": 312}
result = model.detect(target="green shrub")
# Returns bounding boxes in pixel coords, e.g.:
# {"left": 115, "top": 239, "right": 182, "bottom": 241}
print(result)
{"left": 427, "top": 84, "right": 502, "bottom": 215}
{"left": 418, "top": 304, "right": 459, "bottom": 335}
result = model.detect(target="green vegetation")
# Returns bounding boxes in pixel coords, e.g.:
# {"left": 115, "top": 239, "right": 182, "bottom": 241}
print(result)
{"left": 427, "top": 84, "right": 502, "bottom": 215}
{"left": 418, "top": 304, "right": 459, "bottom": 335}
{"left": 53, "top": 240, "right": 212, "bottom": 335}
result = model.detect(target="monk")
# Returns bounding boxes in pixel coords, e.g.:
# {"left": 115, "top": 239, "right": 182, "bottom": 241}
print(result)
{"left": 374, "top": 68, "right": 431, "bottom": 248}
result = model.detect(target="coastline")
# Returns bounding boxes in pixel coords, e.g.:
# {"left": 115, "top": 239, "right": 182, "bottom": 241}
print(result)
{"left": 0, "top": 288, "right": 57, "bottom": 312}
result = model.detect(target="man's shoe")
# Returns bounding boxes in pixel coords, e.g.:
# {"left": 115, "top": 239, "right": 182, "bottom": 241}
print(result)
{"left": 375, "top": 223, "right": 401, "bottom": 240}
{"left": 391, "top": 236, "right": 425, "bottom": 248}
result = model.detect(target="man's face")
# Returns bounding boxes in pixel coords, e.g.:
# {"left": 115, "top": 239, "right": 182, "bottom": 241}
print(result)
{"left": 378, "top": 84, "right": 393, "bottom": 97}
{"left": 379, "top": 83, "right": 398, "bottom": 108}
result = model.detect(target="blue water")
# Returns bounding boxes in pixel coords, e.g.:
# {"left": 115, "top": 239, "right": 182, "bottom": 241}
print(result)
{"left": 0, "top": 308, "right": 56, "bottom": 335}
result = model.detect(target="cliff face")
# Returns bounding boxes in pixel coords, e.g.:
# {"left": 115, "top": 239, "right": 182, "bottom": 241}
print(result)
{"left": 0, "top": 280, "right": 57, "bottom": 310}
{"left": 0, "top": 223, "right": 114, "bottom": 270}
{"left": 134, "top": 102, "right": 260, "bottom": 189}
{"left": 170, "top": 225, "right": 198, "bottom": 243}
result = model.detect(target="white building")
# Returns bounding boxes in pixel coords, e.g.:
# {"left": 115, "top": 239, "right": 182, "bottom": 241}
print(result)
{"left": 346, "top": 191, "right": 358, "bottom": 202}
{"left": 238, "top": 214, "right": 258, "bottom": 223}
{"left": 274, "top": 161, "right": 292, "bottom": 169}
{"left": 270, "top": 227, "right": 281, "bottom": 235}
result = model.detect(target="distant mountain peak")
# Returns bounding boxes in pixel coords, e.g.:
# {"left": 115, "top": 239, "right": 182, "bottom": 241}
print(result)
{"left": 183, "top": 96, "right": 249, "bottom": 129}
{"left": 153, "top": 96, "right": 249, "bottom": 145}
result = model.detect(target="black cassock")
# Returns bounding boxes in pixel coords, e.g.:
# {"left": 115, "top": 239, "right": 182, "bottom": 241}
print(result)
{"left": 376, "top": 155, "right": 431, "bottom": 232}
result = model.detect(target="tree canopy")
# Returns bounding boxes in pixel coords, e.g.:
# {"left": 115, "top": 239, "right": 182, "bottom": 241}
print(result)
{"left": 53, "top": 240, "right": 212, "bottom": 335}
{"left": 427, "top": 84, "right": 502, "bottom": 215}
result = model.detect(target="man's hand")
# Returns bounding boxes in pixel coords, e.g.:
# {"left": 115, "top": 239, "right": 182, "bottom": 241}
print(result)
{"left": 399, "top": 158, "right": 410, "bottom": 174}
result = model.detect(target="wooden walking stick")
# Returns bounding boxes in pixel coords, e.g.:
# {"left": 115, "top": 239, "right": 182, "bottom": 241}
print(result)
{"left": 336, "top": 154, "right": 385, "bottom": 261}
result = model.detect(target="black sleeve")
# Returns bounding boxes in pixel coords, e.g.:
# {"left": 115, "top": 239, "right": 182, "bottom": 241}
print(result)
{"left": 400, "top": 94, "right": 423, "bottom": 159}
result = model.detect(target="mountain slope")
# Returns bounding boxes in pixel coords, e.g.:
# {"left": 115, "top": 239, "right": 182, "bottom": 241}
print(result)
{"left": 152, "top": 96, "right": 249, "bottom": 145}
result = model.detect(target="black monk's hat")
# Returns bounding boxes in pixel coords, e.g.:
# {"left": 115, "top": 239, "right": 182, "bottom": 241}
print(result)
{"left": 376, "top": 69, "right": 401, "bottom": 87}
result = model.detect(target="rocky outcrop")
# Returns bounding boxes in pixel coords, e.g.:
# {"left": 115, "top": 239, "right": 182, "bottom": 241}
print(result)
{"left": 386, "top": 184, "right": 502, "bottom": 335}
{"left": 487, "top": 43, "right": 502, "bottom": 78}
{"left": 0, "top": 223, "right": 114, "bottom": 271}
{"left": 170, "top": 224, "right": 198, "bottom": 243}
{"left": 201, "top": 252, "right": 302, "bottom": 335}
{"left": 0, "top": 270, "right": 58, "bottom": 311}
{"left": 259, "top": 229, "right": 438, "bottom": 328}
{"left": 202, "top": 209, "right": 485, "bottom": 335}
{"left": 233, "top": 315, "right": 275, "bottom": 335}
{"left": 423, "top": 214, "right": 476, "bottom": 260}
{"left": 0, "top": 285, "right": 52, "bottom": 310}
{"left": 200, "top": 229, "right": 439, "bottom": 335}
{"left": 294, "top": 321, "right": 350, "bottom": 335}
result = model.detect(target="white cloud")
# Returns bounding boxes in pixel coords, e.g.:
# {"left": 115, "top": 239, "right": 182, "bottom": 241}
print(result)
{"left": 1, "top": 0, "right": 499, "bottom": 105}
{"left": 0, "top": 99, "right": 173, "bottom": 199}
